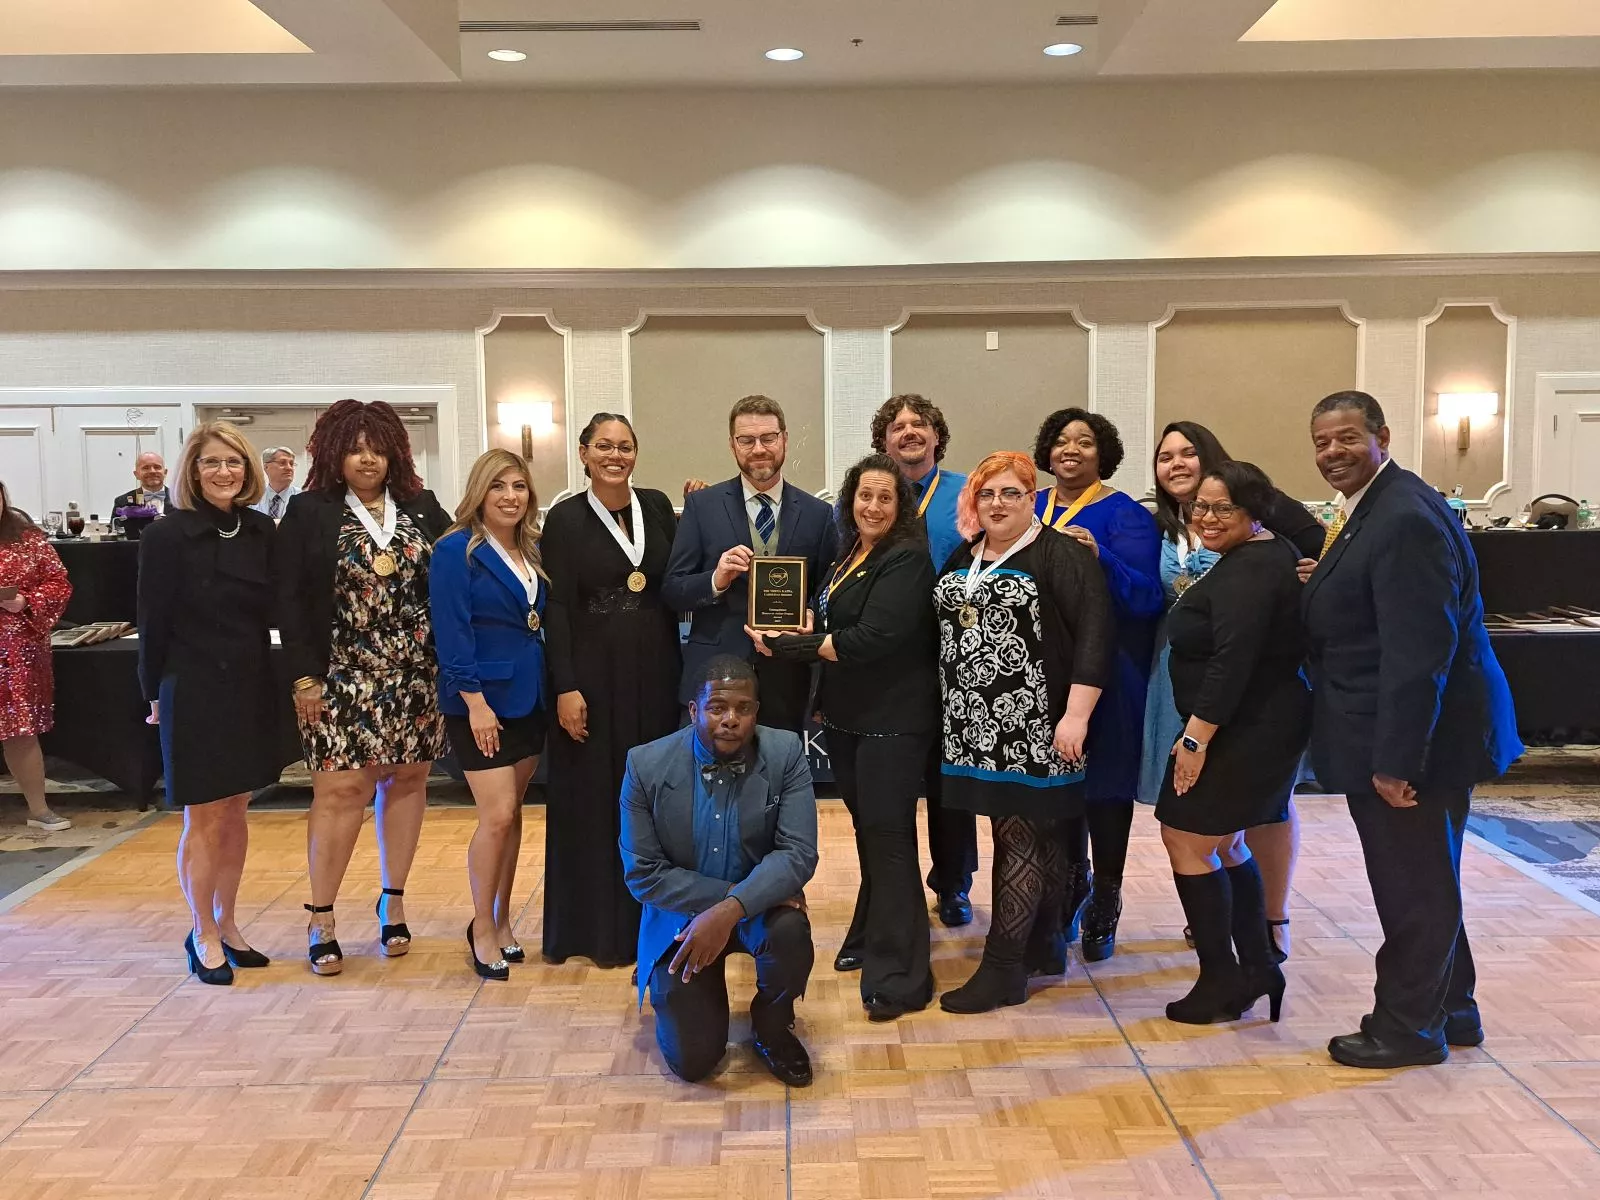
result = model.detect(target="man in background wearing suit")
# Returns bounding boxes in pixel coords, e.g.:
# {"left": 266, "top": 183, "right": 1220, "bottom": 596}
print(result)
{"left": 872, "top": 393, "right": 978, "bottom": 928}
{"left": 1303, "top": 390, "right": 1522, "bottom": 1069}
{"left": 620, "top": 656, "right": 819, "bottom": 1086}
{"left": 663, "top": 395, "right": 839, "bottom": 731}
{"left": 111, "top": 451, "right": 171, "bottom": 517}
{"left": 252, "top": 446, "right": 300, "bottom": 519}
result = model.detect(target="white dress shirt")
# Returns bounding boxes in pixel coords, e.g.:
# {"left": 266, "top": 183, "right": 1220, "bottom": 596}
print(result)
{"left": 742, "top": 477, "right": 783, "bottom": 527}
{"left": 1338, "top": 456, "right": 1392, "bottom": 515}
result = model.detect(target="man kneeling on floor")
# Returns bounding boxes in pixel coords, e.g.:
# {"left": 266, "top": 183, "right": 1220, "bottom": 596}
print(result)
{"left": 620, "top": 654, "right": 819, "bottom": 1086}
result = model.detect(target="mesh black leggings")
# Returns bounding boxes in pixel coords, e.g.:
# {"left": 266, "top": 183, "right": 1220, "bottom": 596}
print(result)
{"left": 988, "top": 815, "right": 1066, "bottom": 960}
{"left": 1061, "top": 801, "right": 1135, "bottom": 886}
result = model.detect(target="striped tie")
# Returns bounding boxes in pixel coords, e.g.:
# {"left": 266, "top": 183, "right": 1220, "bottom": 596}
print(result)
{"left": 269, "top": 493, "right": 283, "bottom": 519}
{"left": 1319, "top": 508, "right": 1347, "bottom": 559}
{"left": 754, "top": 492, "right": 776, "bottom": 550}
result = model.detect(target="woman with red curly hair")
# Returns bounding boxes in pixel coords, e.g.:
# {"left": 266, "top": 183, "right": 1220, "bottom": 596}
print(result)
{"left": 276, "top": 400, "right": 452, "bottom": 976}
{"left": 933, "top": 451, "right": 1112, "bottom": 1014}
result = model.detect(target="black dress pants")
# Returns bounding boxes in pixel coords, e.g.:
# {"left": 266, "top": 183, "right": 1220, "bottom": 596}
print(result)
{"left": 922, "top": 736, "right": 977, "bottom": 897}
{"left": 647, "top": 904, "right": 814, "bottom": 1083}
{"left": 830, "top": 729, "right": 935, "bottom": 1009}
{"left": 1347, "top": 784, "right": 1478, "bottom": 1047}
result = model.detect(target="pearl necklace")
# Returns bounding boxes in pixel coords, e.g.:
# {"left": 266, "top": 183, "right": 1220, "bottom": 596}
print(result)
{"left": 217, "top": 511, "right": 242, "bottom": 539}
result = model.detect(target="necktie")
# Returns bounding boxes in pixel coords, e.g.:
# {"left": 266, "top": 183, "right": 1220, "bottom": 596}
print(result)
{"left": 1319, "top": 508, "right": 1347, "bottom": 559}
{"left": 754, "top": 492, "right": 776, "bottom": 550}
{"left": 269, "top": 493, "right": 283, "bottom": 519}
{"left": 700, "top": 758, "right": 749, "bottom": 784}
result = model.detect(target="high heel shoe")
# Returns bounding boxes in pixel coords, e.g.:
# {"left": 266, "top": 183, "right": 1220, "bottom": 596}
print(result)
{"left": 305, "top": 903, "right": 343, "bottom": 976}
{"left": 184, "top": 931, "right": 234, "bottom": 986}
{"left": 467, "top": 922, "right": 510, "bottom": 981}
{"left": 376, "top": 887, "right": 411, "bottom": 957}
{"left": 501, "top": 942, "right": 526, "bottom": 963}
{"left": 1079, "top": 882, "right": 1122, "bottom": 962}
{"left": 1267, "top": 918, "right": 1291, "bottom": 964}
{"left": 222, "top": 941, "right": 271, "bottom": 969}
{"left": 1239, "top": 965, "right": 1287, "bottom": 1023}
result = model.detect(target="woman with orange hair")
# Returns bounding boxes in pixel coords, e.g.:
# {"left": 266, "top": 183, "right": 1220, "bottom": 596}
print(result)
{"left": 934, "top": 451, "right": 1112, "bottom": 1013}
{"left": 276, "top": 399, "right": 452, "bottom": 976}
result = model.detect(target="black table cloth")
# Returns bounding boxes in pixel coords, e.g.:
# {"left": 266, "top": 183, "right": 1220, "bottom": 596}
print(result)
{"left": 1470, "top": 529, "right": 1600, "bottom": 615}
{"left": 52, "top": 539, "right": 140, "bottom": 626}
{"left": 1490, "top": 630, "right": 1600, "bottom": 741}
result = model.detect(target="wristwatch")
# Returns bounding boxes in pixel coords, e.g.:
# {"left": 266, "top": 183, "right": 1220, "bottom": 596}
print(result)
{"left": 1180, "top": 734, "right": 1208, "bottom": 754}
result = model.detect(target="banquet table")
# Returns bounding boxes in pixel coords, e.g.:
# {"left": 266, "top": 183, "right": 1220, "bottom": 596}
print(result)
{"left": 51, "top": 538, "right": 140, "bottom": 626}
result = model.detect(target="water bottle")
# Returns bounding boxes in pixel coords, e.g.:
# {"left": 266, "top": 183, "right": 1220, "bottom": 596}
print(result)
{"left": 1448, "top": 485, "right": 1469, "bottom": 527}
{"left": 1319, "top": 500, "right": 1336, "bottom": 525}
{"left": 1579, "top": 499, "right": 1593, "bottom": 531}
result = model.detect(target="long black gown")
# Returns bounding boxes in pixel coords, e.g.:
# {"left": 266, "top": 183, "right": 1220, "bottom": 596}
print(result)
{"left": 540, "top": 487, "right": 682, "bottom": 966}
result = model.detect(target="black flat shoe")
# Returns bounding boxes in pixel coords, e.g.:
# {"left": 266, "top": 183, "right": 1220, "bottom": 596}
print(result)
{"left": 501, "top": 942, "right": 526, "bottom": 963}
{"left": 863, "top": 993, "right": 924, "bottom": 1023}
{"left": 304, "top": 903, "right": 343, "bottom": 976}
{"left": 753, "top": 1029, "right": 813, "bottom": 1087}
{"left": 833, "top": 953, "right": 864, "bottom": 973}
{"left": 467, "top": 922, "right": 510, "bottom": 981}
{"left": 937, "top": 892, "right": 973, "bottom": 928}
{"left": 1328, "top": 1031, "right": 1448, "bottom": 1069}
{"left": 376, "top": 888, "right": 411, "bottom": 957}
{"left": 939, "top": 958, "right": 1027, "bottom": 1014}
{"left": 222, "top": 942, "right": 270, "bottom": 969}
{"left": 184, "top": 931, "right": 234, "bottom": 986}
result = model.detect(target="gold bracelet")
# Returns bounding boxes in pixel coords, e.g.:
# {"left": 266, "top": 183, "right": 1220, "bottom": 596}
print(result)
{"left": 293, "top": 676, "right": 322, "bottom": 693}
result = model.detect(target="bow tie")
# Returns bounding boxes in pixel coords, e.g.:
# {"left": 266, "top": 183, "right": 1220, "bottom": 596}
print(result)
{"left": 700, "top": 758, "right": 749, "bottom": 783}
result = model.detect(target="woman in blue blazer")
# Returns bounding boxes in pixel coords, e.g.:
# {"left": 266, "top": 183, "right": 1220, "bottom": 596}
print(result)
{"left": 429, "top": 449, "right": 548, "bottom": 981}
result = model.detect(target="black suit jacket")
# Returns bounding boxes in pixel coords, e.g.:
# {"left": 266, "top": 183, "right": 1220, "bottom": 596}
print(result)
{"left": 274, "top": 488, "right": 452, "bottom": 681}
{"left": 1302, "top": 463, "right": 1522, "bottom": 794}
{"left": 661, "top": 478, "right": 839, "bottom": 705}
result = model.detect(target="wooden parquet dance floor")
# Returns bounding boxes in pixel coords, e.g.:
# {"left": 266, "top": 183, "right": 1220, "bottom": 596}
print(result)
{"left": 1, "top": 795, "right": 1599, "bottom": 1198}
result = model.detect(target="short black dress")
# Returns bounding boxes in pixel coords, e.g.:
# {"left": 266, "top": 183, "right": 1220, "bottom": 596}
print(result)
{"left": 1156, "top": 536, "right": 1312, "bottom": 835}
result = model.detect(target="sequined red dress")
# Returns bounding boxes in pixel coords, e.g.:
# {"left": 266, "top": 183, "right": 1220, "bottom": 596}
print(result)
{"left": 0, "top": 528, "right": 72, "bottom": 740}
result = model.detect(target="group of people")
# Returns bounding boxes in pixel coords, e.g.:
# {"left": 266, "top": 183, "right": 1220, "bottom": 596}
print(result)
{"left": 0, "top": 383, "right": 1520, "bottom": 1090}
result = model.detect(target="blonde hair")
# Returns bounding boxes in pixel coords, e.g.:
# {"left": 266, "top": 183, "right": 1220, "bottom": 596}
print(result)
{"left": 956, "top": 451, "right": 1038, "bottom": 539}
{"left": 444, "top": 448, "right": 546, "bottom": 579}
{"left": 172, "top": 421, "right": 266, "bottom": 510}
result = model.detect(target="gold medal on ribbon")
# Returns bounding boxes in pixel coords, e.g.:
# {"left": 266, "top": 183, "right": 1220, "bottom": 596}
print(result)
{"left": 527, "top": 609, "right": 542, "bottom": 632}
{"left": 626, "top": 570, "right": 647, "bottom": 593}
{"left": 959, "top": 604, "right": 979, "bottom": 629}
{"left": 372, "top": 552, "right": 397, "bottom": 578}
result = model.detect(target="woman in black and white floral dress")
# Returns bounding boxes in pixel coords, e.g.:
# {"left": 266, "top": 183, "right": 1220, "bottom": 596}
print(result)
{"left": 934, "top": 451, "right": 1112, "bottom": 1014}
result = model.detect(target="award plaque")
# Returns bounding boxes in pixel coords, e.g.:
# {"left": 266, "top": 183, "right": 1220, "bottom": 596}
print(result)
{"left": 747, "top": 556, "right": 808, "bottom": 631}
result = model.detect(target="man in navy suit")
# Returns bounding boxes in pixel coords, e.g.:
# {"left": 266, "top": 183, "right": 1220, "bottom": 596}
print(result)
{"left": 663, "top": 395, "right": 839, "bottom": 731}
{"left": 620, "top": 656, "right": 819, "bottom": 1086}
{"left": 1303, "top": 390, "right": 1522, "bottom": 1069}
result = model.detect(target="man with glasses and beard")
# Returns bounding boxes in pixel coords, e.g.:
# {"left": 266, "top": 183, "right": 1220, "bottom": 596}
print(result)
{"left": 664, "top": 396, "right": 838, "bottom": 732}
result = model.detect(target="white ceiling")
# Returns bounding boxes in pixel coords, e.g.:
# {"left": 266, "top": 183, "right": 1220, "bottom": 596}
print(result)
{"left": 4, "top": 0, "right": 1600, "bottom": 88}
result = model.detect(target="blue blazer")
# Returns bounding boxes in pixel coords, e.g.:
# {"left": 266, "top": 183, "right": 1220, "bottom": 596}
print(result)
{"left": 428, "top": 528, "right": 547, "bottom": 719}
{"left": 619, "top": 725, "right": 819, "bottom": 1005}
{"left": 1303, "top": 463, "right": 1522, "bottom": 794}
{"left": 661, "top": 478, "right": 839, "bottom": 705}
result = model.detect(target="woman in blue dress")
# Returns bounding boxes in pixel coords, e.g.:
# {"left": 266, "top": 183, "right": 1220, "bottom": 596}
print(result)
{"left": 1137, "top": 421, "right": 1326, "bottom": 961}
{"left": 1031, "top": 409, "right": 1164, "bottom": 964}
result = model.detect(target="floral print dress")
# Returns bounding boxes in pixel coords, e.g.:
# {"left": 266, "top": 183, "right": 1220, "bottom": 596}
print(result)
{"left": 299, "top": 508, "right": 447, "bottom": 771}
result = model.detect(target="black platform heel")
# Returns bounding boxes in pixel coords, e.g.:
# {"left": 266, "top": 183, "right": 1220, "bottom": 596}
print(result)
{"left": 304, "top": 903, "right": 343, "bottom": 976}
{"left": 184, "top": 931, "right": 234, "bottom": 986}
{"left": 467, "top": 921, "right": 510, "bottom": 981}
{"left": 376, "top": 887, "right": 411, "bottom": 957}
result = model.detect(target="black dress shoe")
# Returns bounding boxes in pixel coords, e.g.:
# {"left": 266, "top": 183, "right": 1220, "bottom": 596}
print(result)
{"left": 753, "top": 1029, "right": 813, "bottom": 1087}
{"left": 1328, "top": 1031, "right": 1448, "bottom": 1069}
{"left": 863, "top": 993, "right": 923, "bottom": 1023}
{"left": 833, "top": 953, "right": 864, "bottom": 972}
{"left": 1445, "top": 1018, "right": 1485, "bottom": 1048}
{"left": 222, "top": 942, "right": 270, "bottom": 969}
{"left": 937, "top": 893, "right": 973, "bottom": 928}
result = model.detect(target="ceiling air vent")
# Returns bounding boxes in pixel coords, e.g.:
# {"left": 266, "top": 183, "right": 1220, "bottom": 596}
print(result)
{"left": 460, "top": 20, "right": 701, "bottom": 34}
{"left": 1055, "top": 15, "right": 1100, "bottom": 26}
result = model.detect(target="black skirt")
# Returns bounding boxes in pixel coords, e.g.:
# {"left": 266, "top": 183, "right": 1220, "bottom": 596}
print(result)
{"left": 446, "top": 708, "right": 548, "bottom": 772}
{"left": 1155, "top": 708, "right": 1309, "bottom": 835}
{"left": 158, "top": 661, "right": 283, "bottom": 807}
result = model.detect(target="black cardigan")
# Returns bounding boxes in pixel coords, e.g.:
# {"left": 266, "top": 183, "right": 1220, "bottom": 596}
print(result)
{"left": 274, "top": 488, "right": 452, "bottom": 681}
{"left": 767, "top": 538, "right": 941, "bottom": 736}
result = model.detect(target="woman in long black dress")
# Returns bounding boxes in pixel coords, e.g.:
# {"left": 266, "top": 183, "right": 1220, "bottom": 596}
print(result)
{"left": 138, "top": 421, "right": 283, "bottom": 984}
{"left": 1157, "top": 460, "right": 1311, "bottom": 1026}
{"left": 541, "top": 413, "right": 682, "bottom": 967}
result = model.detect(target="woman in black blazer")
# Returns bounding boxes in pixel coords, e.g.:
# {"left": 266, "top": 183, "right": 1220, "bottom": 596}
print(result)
{"left": 138, "top": 422, "right": 283, "bottom": 985}
{"left": 751, "top": 452, "right": 939, "bottom": 1022}
{"left": 276, "top": 400, "right": 452, "bottom": 976}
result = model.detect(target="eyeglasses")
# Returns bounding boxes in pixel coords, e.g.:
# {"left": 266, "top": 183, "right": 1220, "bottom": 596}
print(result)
{"left": 1190, "top": 501, "right": 1242, "bottom": 519}
{"left": 588, "top": 441, "right": 636, "bottom": 456}
{"left": 198, "top": 456, "right": 246, "bottom": 473}
{"left": 733, "top": 433, "right": 783, "bottom": 451}
{"left": 976, "top": 487, "right": 1032, "bottom": 506}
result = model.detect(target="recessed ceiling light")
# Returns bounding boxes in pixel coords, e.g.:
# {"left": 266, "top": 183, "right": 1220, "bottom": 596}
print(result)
{"left": 1043, "top": 43, "right": 1083, "bottom": 57}
{"left": 764, "top": 47, "right": 804, "bottom": 62}
{"left": 487, "top": 49, "right": 527, "bottom": 62}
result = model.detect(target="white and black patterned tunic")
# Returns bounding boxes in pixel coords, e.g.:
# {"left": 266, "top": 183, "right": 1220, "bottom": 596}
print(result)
{"left": 934, "top": 529, "right": 1113, "bottom": 819}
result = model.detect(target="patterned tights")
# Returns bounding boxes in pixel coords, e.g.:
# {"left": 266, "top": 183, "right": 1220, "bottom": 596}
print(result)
{"left": 988, "top": 815, "right": 1066, "bottom": 962}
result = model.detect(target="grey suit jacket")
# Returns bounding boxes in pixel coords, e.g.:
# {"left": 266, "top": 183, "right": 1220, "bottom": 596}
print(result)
{"left": 619, "top": 725, "right": 819, "bottom": 1004}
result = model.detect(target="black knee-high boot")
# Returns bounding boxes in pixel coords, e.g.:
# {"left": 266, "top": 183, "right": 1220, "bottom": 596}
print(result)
{"left": 1167, "top": 869, "right": 1246, "bottom": 1025}
{"left": 1226, "top": 858, "right": 1286, "bottom": 1022}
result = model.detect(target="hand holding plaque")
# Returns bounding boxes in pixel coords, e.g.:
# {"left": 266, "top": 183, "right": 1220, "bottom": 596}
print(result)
{"left": 747, "top": 556, "right": 808, "bottom": 631}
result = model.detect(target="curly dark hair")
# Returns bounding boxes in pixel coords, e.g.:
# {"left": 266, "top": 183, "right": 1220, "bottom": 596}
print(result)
{"left": 303, "top": 399, "right": 424, "bottom": 500}
{"left": 1033, "top": 407, "right": 1124, "bottom": 479}
{"left": 1201, "top": 460, "right": 1277, "bottom": 524}
{"left": 1152, "top": 420, "right": 1233, "bottom": 543}
{"left": 869, "top": 394, "right": 949, "bottom": 465}
{"left": 835, "top": 453, "right": 925, "bottom": 553}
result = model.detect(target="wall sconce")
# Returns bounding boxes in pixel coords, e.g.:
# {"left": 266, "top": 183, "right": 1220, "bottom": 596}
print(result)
{"left": 1437, "top": 392, "right": 1499, "bottom": 453}
{"left": 497, "top": 401, "right": 554, "bottom": 460}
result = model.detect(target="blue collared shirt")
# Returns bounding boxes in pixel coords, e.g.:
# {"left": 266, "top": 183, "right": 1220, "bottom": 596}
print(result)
{"left": 691, "top": 733, "right": 751, "bottom": 885}
{"left": 915, "top": 465, "right": 967, "bottom": 573}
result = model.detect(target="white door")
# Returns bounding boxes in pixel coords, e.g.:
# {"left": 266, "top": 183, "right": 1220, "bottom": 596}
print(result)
{"left": 1534, "top": 373, "right": 1600, "bottom": 503}
{"left": 0, "top": 408, "right": 52, "bottom": 520}
{"left": 54, "top": 405, "right": 184, "bottom": 519}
